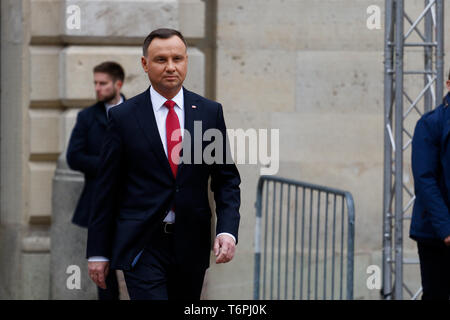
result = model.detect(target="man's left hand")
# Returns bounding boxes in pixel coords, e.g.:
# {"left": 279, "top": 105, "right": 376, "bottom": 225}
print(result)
{"left": 214, "top": 234, "right": 236, "bottom": 264}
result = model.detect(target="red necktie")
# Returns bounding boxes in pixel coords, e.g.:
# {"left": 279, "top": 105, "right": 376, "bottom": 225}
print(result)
{"left": 164, "top": 100, "right": 182, "bottom": 178}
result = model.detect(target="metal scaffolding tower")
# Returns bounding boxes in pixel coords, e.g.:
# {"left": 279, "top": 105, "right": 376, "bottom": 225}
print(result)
{"left": 383, "top": 0, "right": 444, "bottom": 300}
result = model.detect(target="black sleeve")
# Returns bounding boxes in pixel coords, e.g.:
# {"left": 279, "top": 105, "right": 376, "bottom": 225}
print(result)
{"left": 412, "top": 117, "right": 450, "bottom": 239}
{"left": 66, "top": 111, "right": 100, "bottom": 177}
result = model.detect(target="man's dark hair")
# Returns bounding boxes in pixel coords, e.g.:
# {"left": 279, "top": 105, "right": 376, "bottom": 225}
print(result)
{"left": 142, "top": 28, "right": 187, "bottom": 57}
{"left": 448, "top": 68, "right": 450, "bottom": 80}
{"left": 93, "top": 61, "right": 125, "bottom": 82}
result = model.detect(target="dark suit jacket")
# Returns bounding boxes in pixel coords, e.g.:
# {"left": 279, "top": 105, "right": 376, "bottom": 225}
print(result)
{"left": 86, "top": 87, "right": 241, "bottom": 271}
{"left": 410, "top": 93, "right": 450, "bottom": 242}
{"left": 66, "top": 95, "right": 125, "bottom": 227}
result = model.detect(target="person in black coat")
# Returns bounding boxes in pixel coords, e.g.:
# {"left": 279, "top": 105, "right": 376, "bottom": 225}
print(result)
{"left": 66, "top": 61, "right": 126, "bottom": 300}
{"left": 410, "top": 72, "right": 450, "bottom": 300}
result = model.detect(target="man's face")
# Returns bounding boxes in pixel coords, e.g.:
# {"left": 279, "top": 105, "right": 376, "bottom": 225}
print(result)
{"left": 93, "top": 72, "right": 119, "bottom": 103}
{"left": 446, "top": 80, "right": 450, "bottom": 92}
{"left": 141, "top": 36, "right": 188, "bottom": 97}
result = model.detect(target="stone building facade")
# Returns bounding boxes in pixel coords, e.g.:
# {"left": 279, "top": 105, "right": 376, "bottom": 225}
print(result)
{"left": 1, "top": 0, "right": 450, "bottom": 299}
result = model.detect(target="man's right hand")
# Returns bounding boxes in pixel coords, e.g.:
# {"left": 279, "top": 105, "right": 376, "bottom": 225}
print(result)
{"left": 88, "top": 261, "right": 109, "bottom": 289}
{"left": 444, "top": 235, "right": 450, "bottom": 246}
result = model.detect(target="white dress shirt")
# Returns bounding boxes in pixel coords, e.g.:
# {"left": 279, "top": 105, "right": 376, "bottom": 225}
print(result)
{"left": 150, "top": 86, "right": 184, "bottom": 223}
{"left": 88, "top": 87, "right": 235, "bottom": 263}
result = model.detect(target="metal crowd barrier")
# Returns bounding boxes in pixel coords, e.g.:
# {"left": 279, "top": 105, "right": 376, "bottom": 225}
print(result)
{"left": 254, "top": 175, "right": 355, "bottom": 300}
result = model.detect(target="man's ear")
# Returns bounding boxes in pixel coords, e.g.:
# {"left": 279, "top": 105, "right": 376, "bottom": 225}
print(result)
{"left": 141, "top": 56, "right": 148, "bottom": 72}
{"left": 115, "top": 80, "right": 123, "bottom": 91}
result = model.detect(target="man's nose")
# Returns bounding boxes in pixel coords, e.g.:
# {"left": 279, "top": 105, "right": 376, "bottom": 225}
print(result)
{"left": 166, "top": 60, "right": 176, "bottom": 71}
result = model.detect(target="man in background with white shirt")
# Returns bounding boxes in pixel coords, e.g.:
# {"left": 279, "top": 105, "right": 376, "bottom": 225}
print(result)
{"left": 66, "top": 61, "right": 126, "bottom": 300}
{"left": 86, "top": 28, "right": 241, "bottom": 300}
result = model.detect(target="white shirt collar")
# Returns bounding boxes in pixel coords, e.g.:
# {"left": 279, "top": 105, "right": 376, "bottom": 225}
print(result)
{"left": 150, "top": 86, "right": 184, "bottom": 112}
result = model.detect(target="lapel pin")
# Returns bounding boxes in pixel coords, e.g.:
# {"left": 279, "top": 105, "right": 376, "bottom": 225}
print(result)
{"left": 192, "top": 105, "right": 197, "bottom": 109}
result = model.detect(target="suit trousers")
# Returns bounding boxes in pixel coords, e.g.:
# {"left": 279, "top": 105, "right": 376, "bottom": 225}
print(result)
{"left": 417, "top": 240, "right": 450, "bottom": 300}
{"left": 123, "top": 224, "right": 207, "bottom": 300}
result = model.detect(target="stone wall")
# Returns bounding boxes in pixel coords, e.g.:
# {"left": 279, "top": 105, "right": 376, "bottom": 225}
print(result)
{"left": 1, "top": 0, "right": 450, "bottom": 300}
{"left": 205, "top": 0, "right": 450, "bottom": 300}
{"left": 1, "top": 0, "right": 208, "bottom": 299}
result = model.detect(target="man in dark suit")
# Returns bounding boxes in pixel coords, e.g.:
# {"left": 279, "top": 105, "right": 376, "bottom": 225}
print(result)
{"left": 410, "top": 73, "right": 450, "bottom": 300}
{"left": 67, "top": 61, "right": 126, "bottom": 300}
{"left": 86, "top": 28, "right": 241, "bottom": 300}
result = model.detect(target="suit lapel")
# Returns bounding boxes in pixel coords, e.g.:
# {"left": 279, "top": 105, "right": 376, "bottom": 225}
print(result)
{"left": 176, "top": 88, "right": 200, "bottom": 181}
{"left": 134, "top": 87, "right": 174, "bottom": 179}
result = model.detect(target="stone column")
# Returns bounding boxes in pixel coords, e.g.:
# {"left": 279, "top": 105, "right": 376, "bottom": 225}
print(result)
{"left": 50, "top": 106, "right": 95, "bottom": 299}
{"left": 50, "top": 150, "right": 98, "bottom": 299}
